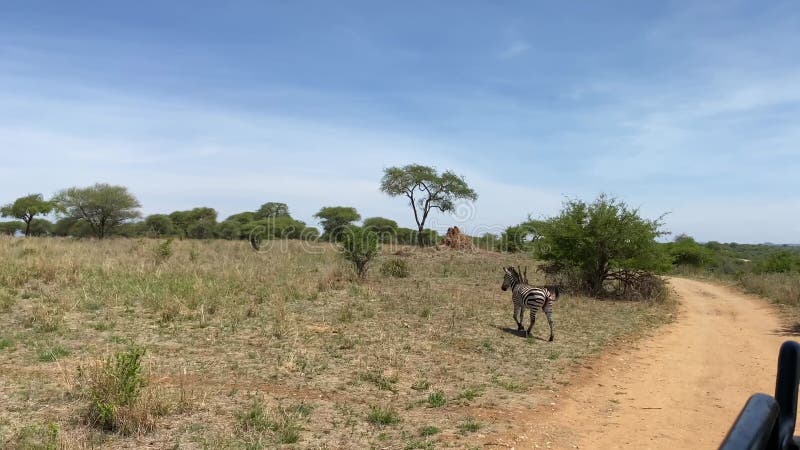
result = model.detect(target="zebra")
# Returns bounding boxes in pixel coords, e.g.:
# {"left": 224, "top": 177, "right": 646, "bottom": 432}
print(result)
{"left": 501, "top": 266, "right": 560, "bottom": 341}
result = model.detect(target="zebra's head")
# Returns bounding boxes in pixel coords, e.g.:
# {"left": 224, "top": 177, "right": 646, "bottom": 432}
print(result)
{"left": 501, "top": 266, "right": 520, "bottom": 291}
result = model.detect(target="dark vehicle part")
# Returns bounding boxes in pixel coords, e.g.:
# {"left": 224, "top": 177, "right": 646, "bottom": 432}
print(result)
{"left": 719, "top": 341, "right": 799, "bottom": 450}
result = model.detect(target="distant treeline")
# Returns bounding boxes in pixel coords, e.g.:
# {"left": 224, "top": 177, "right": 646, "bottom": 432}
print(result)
{"left": 2, "top": 184, "right": 797, "bottom": 277}
{"left": 0, "top": 202, "right": 445, "bottom": 246}
{"left": 0, "top": 184, "right": 442, "bottom": 245}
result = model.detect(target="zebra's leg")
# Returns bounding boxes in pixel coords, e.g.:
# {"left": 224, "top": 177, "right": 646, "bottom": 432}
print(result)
{"left": 545, "top": 307, "right": 554, "bottom": 342}
{"left": 514, "top": 304, "right": 524, "bottom": 331}
{"left": 526, "top": 308, "right": 537, "bottom": 338}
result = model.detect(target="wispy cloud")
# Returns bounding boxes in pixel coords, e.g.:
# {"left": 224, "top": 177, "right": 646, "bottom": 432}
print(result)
{"left": 498, "top": 40, "right": 530, "bottom": 59}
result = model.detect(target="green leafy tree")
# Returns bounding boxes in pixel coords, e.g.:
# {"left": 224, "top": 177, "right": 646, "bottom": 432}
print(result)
{"left": 534, "top": 194, "right": 670, "bottom": 296}
{"left": 28, "top": 218, "right": 53, "bottom": 237}
{"left": 753, "top": 251, "right": 799, "bottom": 274}
{"left": 380, "top": 164, "right": 477, "bottom": 246}
{"left": 52, "top": 217, "right": 93, "bottom": 238}
{"left": 224, "top": 211, "right": 256, "bottom": 225}
{"left": 143, "top": 214, "right": 176, "bottom": 237}
{"left": 216, "top": 220, "right": 243, "bottom": 240}
{"left": 186, "top": 220, "right": 216, "bottom": 239}
{"left": 362, "top": 217, "right": 398, "bottom": 243}
{"left": 115, "top": 221, "right": 146, "bottom": 238}
{"left": 53, "top": 184, "right": 141, "bottom": 239}
{"left": 1, "top": 194, "right": 55, "bottom": 237}
{"left": 254, "top": 202, "right": 290, "bottom": 219}
{"left": 0, "top": 221, "right": 24, "bottom": 236}
{"left": 473, "top": 232, "right": 501, "bottom": 251}
{"left": 340, "top": 226, "right": 378, "bottom": 279}
{"left": 242, "top": 216, "right": 311, "bottom": 241}
{"left": 666, "top": 234, "right": 718, "bottom": 267}
{"left": 314, "top": 206, "right": 361, "bottom": 242}
{"left": 169, "top": 208, "right": 217, "bottom": 237}
{"left": 500, "top": 222, "right": 541, "bottom": 253}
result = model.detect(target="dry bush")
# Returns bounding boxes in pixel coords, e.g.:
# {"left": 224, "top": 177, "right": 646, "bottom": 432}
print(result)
{"left": 380, "top": 258, "right": 410, "bottom": 278}
{"left": 539, "top": 264, "right": 669, "bottom": 301}
{"left": 317, "top": 264, "right": 355, "bottom": 291}
{"left": 22, "top": 304, "right": 64, "bottom": 332}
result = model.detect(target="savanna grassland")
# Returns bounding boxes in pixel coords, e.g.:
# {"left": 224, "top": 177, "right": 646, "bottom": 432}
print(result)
{"left": 0, "top": 237, "right": 674, "bottom": 449}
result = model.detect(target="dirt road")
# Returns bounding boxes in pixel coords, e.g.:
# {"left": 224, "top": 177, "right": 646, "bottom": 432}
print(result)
{"left": 492, "top": 277, "right": 798, "bottom": 450}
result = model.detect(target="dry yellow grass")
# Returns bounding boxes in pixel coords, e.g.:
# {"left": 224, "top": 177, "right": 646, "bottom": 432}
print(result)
{"left": 0, "top": 236, "right": 674, "bottom": 448}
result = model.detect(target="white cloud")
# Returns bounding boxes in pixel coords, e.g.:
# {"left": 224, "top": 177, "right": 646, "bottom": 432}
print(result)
{"left": 498, "top": 40, "right": 530, "bottom": 59}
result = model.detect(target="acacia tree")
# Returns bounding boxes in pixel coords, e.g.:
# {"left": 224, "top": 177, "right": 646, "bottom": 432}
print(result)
{"left": 314, "top": 206, "right": 360, "bottom": 242}
{"left": 54, "top": 183, "right": 141, "bottom": 239}
{"left": 362, "top": 217, "right": 398, "bottom": 243}
{"left": 254, "top": 202, "right": 290, "bottom": 219}
{"left": 380, "top": 164, "right": 477, "bottom": 246}
{"left": 0, "top": 194, "right": 55, "bottom": 236}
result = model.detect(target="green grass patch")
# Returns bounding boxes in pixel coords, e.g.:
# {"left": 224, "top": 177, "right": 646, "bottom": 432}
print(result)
{"left": 367, "top": 406, "right": 400, "bottom": 426}
{"left": 426, "top": 391, "right": 445, "bottom": 408}
{"left": 419, "top": 425, "right": 440, "bottom": 436}
{"left": 37, "top": 345, "right": 70, "bottom": 362}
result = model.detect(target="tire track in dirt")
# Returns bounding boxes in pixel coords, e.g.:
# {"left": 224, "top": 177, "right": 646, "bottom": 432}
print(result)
{"left": 484, "top": 277, "right": 799, "bottom": 450}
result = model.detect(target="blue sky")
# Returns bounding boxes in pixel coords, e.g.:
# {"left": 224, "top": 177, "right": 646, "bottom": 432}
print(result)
{"left": 1, "top": 1, "right": 798, "bottom": 243}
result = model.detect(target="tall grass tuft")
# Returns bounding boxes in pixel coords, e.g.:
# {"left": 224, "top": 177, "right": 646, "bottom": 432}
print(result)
{"left": 738, "top": 272, "right": 800, "bottom": 308}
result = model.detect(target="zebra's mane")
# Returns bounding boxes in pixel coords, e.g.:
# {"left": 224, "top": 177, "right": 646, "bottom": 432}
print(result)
{"left": 506, "top": 266, "right": 561, "bottom": 298}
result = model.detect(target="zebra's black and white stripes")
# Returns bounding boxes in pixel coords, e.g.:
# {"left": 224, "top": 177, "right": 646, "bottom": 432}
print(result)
{"left": 501, "top": 266, "right": 560, "bottom": 341}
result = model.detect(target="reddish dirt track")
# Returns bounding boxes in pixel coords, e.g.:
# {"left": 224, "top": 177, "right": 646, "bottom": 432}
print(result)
{"left": 486, "top": 277, "right": 799, "bottom": 450}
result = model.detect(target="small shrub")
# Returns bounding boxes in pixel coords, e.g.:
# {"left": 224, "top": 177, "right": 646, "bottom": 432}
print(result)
{"left": 153, "top": 239, "right": 174, "bottom": 264}
{"left": 340, "top": 226, "right": 378, "bottom": 279}
{"left": 274, "top": 418, "right": 301, "bottom": 444}
{"left": 419, "top": 425, "right": 440, "bottom": 436}
{"left": 380, "top": 259, "right": 410, "bottom": 278}
{"left": 236, "top": 399, "right": 271, "bottom": 432}
{"left": 367, "top": 406, "right": 400, "bottom": 426}
{"left": 78, "top": 344, "right": 149, "bottom": 434}
{"left": 426, "top": 391, "right": 445, "bottom": 408}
